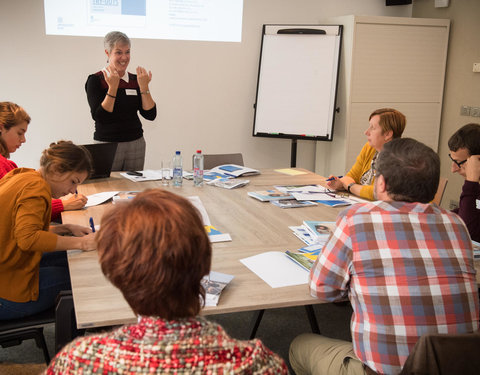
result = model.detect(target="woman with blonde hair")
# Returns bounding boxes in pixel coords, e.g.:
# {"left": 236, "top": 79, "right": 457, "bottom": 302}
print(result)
{"left": 327, "top": 108, "right": 406, "bottom": 200}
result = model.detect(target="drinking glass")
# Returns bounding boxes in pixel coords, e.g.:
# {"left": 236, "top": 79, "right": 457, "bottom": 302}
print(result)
{"left": 161, "top": 161, "right": 170, "bottom": 186}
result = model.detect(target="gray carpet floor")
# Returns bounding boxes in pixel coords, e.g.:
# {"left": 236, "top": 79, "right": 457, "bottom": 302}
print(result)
{"left": 0, "top": 303, "right": 353, "bottom": 373}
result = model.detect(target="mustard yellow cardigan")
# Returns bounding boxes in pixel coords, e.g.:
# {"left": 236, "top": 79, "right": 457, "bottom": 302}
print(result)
{"left": 0, "top": 168, "right": 57, "bottom": 302}
{"left": 346, "top": 142, "right": 377, "bottom": 200}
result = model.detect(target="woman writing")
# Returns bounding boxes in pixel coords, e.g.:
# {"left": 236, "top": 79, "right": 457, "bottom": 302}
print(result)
{"left": 327, "top": 108, "right": 406, "bottom": 200}
{"left": 0, "top": 141, "right": 96, "bottom": 320}
{"left": 0, "top": 101, "right": 87, "bottom": 219}
{"left": 85, "top": 31, "right": 157, "bottom": 171}
{"left": 46, "top": 189, "right": 287, "bottom": 374}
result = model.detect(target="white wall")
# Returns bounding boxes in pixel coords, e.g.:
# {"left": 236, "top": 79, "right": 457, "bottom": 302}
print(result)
{"left": 1, "top": 0, "right": 411, "bottom": 170}
{"left": 412, "top": 0, "right": 480, "bottom": 209}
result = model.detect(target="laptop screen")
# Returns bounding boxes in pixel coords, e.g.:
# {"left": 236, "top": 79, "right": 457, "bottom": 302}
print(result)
{"left": 81, "top": 143, "right": 118, "bottom": 179}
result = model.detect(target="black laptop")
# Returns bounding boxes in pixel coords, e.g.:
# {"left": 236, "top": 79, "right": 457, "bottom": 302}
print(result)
{"left": 82, "top": 143, "right": 118, "bottom": 179}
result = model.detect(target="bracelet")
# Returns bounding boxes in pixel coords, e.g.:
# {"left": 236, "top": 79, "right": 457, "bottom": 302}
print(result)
{"left": 106, "top": 93, "right": 116, "bottom": 99}
{"left": 140, "top": 90, "right": 150, "bottom": 95}
{"left": 347, "top": 182, "right": 355, "bottom": 194}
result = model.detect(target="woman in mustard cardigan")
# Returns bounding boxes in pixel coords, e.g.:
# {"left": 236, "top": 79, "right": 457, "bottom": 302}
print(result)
{"left": 0, "top": 141, "right": 96, "bottom": 320}
{"left": 327, "top": 108, "right": 406, "bottom": 200}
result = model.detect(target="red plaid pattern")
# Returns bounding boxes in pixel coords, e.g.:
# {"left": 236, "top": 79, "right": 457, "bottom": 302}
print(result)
{"left": 310, "top": 201, "right": 479, "bottom": 374}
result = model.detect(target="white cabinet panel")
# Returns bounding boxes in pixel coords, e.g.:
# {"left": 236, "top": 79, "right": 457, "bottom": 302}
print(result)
{"left": 351, "top": 23, "right": 449, "bottom": 103}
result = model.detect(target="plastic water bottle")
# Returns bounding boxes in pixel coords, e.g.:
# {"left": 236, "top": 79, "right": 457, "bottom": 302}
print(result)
{"left": 193, "top": 150, "right": 204, "bottom": 186}
{"left": 172, "top": 151, "right": 183, "bottom": 186}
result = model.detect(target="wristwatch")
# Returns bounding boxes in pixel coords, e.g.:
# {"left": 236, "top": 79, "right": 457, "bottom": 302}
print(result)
{"left": 347, "top": 182, "right": 355, "bottom": 194}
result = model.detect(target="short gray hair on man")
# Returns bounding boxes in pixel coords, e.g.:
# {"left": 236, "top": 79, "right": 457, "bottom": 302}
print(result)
{"left": 104, "top": 31, "right": 131, "bottom": 52}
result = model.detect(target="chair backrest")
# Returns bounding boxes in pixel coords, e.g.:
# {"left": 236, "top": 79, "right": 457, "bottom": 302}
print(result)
{"left": 203, "top": 153, "right": 244, "bottom": 170}
{"left": 400, "top": 331, "right": 480, "bottom": 375}
{"left": 432, "top": 177, "right": 448, "bottom": 206}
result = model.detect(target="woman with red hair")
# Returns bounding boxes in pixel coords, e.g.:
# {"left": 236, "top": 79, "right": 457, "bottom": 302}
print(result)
{"left": 47, "top": 189, "right": 287, "bottom": 374}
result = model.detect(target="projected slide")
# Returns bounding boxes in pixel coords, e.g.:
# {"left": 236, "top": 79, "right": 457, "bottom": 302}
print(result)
{"left": 44, "top": 0, "right": 243, "bottom": 42}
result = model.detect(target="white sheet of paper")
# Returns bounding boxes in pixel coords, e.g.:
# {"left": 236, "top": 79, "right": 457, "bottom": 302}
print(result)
{"left": 187, "top": 196, "right": 211, "bottom": 226}
{"left": 276, "top": 185, "right": 324, "bottom": 194}
{"left": 240, "top": 251, "right": 308, "bottom": 288}
{"left": 85, "top": 191, "right": 119, "bottom": 207}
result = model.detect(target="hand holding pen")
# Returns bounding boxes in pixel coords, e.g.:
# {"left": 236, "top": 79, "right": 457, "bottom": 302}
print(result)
{"left": 326, "top": 175, "right": 344, "bottom": 190}
{"left": 89, "top": 217, "right": 96, "bottom": 233}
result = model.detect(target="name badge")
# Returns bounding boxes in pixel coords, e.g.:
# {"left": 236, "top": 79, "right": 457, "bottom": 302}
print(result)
{"left": 125, "top": 89, "right": 137, "bottom": 96}
{"left": 476, "top": 199, "right": 480, "bottom": 210}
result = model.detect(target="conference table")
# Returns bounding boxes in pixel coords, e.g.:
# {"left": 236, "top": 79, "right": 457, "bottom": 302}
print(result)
{"left": 59, "top": 169, "right": 340, "bottom": 342}
{"left": 59, "top": 168, "right": 480, "bottom": 350}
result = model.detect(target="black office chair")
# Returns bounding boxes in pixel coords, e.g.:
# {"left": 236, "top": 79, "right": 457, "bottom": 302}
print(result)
{"left": 0, "top": 307, "right": 55, "bottom": 364}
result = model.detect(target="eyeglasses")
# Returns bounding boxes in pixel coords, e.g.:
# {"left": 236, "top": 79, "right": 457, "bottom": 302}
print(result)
{"left": 448, "top": 154, "right": 467, "bottom": 168}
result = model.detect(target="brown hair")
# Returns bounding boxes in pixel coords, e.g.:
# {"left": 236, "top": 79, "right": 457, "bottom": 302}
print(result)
{"left": 0, "top": 102, "right": 31, "bottom": 158}
{"left": 96, "top": 189, "right": 212, "bottom": 319}
{"left": 369, "top": 108, "right": 406, "bottom": 139}
{"left": 448, "top": 123, "right": 480, "bottom": 155}
{"left": 376, "top": 138, "right": 439, "bottom": 203}
{"left": 40, "top": 141, "right": 93, "bottom": 177}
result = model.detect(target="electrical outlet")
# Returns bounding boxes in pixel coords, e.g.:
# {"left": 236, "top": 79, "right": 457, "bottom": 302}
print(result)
{"left": 449, "top": 200, "right": 459, "bottom": 210}
{"left": 474, "top": 63, "right": 480, "bottom": 73}
{"left": 460, "top": 105, "right": 471, "bottom": 116}
{"left": 471, "top": 107, "right": 480, "bottom": 117}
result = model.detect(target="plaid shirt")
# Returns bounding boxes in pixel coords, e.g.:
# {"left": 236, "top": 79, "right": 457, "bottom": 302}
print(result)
{"left": 310, "top": 201, "right": 479, "bottom": 375}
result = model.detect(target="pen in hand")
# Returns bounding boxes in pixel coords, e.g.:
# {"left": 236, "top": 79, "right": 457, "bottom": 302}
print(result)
{"left": 89, "top": 217, "right": 96, "bottom": 233}
{"left": 326, "top": 175, "right": 343, "bottom": 182}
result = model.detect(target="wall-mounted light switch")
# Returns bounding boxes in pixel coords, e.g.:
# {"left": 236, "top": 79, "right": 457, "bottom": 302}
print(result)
{"left": 473, "top": 63, "right": 480, "bottom": 73}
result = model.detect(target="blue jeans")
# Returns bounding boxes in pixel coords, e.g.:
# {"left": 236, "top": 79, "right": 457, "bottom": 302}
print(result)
{"left": 0, "top": 251, "right": 71, "bottom": 320}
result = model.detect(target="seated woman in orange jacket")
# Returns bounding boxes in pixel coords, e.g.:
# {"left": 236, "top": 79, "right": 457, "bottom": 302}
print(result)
{"left": 327, "top": 108, "right": 406, "bottom": 200}
{"left": 0, "top": 101, "right": 88, "bottom": 220}
{"left": 0, "top": 141, "right": 96, "bottom": 320}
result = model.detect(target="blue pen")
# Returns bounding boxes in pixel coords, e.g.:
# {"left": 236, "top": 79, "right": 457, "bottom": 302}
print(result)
{"left": 89, "top": 217, "right": 95, "bottom": 233}
{"left": 326, "top": 175, "right": 343, "bottom": 182}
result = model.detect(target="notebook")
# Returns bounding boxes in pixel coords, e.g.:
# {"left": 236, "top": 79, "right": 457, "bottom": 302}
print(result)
{"left": 82, "top": 143, "right": 118, "bottom": 179}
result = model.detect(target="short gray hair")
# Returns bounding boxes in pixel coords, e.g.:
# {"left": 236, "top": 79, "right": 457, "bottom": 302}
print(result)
{"left": 104, "top": 31, "right": 131, "bottom": 52}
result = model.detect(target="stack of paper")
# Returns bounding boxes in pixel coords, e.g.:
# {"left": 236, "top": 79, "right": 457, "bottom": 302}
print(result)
{"left": 209, "top": 164, "right": 260, "bottom": 178}
{"left": 271, "top": 199, "right": 317, "bottom": 208}
{"left": 201, "top": 271, "right": 234, "bottom": 306}
{"left": 248, "top": 189, "right": 293, "bottom": 201}
{"left": 207, "top": 178, "right": 249, "bottom": 189}
{"left": 275, "top": 185, "right": 353, "bottom": 207}
{"left": 289, "top": 221, "right": 335, "bottom": 246}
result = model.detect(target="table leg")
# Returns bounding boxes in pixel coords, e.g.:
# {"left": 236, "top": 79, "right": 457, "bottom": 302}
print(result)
{"left": 249, "top": 309, "right": 265, "bottom": 339}
{"left": 305, "top": 305, "right": 320, "bottom": 334}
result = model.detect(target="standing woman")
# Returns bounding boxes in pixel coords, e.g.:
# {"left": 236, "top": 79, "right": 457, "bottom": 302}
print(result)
{"left": 85, "top": 31, "right": 157, "bottom": 171}
{"left": 0, "top": 102, "right": 87, "bottom": 220}
{"left": 0, "top": 141, "right": 96, "bottom": 320}
{"left": 327, "top": 108, "right": 406, "bottom": 200}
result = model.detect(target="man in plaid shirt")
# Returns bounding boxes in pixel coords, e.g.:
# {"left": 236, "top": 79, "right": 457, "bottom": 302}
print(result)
{"left": 290, "top": 138, "right": 479, "bottom": 375}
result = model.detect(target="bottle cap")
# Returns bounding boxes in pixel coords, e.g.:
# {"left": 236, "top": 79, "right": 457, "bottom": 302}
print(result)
{"left": 176, "top": 151, "right": 180, "bottom": 155}
{"left": 196, "top": 150, "right": 202, "bottom": 153}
